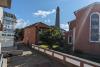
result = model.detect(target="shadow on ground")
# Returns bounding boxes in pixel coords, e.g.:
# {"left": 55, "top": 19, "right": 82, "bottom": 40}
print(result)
{"left": 7, "top": 44, "right": 68, "bottom": 67}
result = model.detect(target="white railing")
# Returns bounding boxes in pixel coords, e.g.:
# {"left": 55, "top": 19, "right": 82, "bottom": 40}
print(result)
{"left": 0, "top": 43, "right": 3, "bottom": 67}
{"left": 0, "top": 54, "right": 3, "bottom": 67}
{"left": 32, "top": 44, "right": 100, "bottom": 67}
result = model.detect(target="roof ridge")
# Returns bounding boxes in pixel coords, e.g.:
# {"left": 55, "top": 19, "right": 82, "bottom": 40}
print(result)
{"left": 24, "top": 22, "right": 48, "bottom": 29}
{"left": 74, "top": 2, "right": 100, "bottom": 14}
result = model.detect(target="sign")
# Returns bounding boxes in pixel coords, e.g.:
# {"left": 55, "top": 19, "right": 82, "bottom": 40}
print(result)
{"left": 0, "top": 0, "right": 11, "bottom": 8}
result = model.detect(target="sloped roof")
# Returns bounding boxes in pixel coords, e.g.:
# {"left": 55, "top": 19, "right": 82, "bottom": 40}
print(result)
{"left": 69, "top": 2, "right": 100, "bottom": 24}
{"left": 69, "top": 19, "right": 76, "bottom": 29}
{"left": 74, "top": 2, "right": 100, "bottom": 14}
{"left": 24, "top": 22, "right": 49, "bottom": 29}
{"left": 68, "top": 19, "right": 76, "bottom": 24}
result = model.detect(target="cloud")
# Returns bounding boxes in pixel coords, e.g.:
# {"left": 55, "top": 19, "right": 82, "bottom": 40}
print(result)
{"left": 88, "top": 0, "right": 100, "bottom": 3}
{"left": 60, "top": 23, "right": 69, "bottom": 31}
{"left": 33, "top": 9, "right": 56, "bottom": 18}
{"left": 44, "top": 19, "right": 50, "bottom": 23}
{"left": 15, "top": 19, "right": 29, "bottom": 28}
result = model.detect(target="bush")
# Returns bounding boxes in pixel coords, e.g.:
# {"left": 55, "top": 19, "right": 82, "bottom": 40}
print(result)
{"left": 74, "top": 49, "right": 84, "bottom": 54}
{"left": 39, "top": 45, "right": 48, "bottom": 49}
{"left": 52, "top": 45, "right": 59, "bottom": 49}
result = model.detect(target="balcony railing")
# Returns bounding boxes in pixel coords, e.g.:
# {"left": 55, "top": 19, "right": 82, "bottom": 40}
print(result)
{"left": 32, "top": 44, "right": 100, "bottom": 67}
{"left": 0, "top": 54, "right": 3, "bottom": 67}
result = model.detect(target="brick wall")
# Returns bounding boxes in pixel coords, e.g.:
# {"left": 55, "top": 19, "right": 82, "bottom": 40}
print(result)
{"left": 23, "top": 22, "right": 48, "bottom": 46}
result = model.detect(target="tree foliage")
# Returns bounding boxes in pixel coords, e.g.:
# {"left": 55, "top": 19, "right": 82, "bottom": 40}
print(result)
{"left": 39, "top": 27, "right": 66, "bottom": 49}
{"left": 14, "top": 28, "right": 24, "bottom": 41}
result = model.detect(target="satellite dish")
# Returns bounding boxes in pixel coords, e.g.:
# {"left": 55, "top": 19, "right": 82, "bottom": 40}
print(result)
{"left": 0, "top": 0, "right": 11, "bottom": 8}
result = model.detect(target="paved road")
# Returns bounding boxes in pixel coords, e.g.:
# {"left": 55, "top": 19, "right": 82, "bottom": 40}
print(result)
{"left": 7, "top": 45, "right": 67, "bottom": 67}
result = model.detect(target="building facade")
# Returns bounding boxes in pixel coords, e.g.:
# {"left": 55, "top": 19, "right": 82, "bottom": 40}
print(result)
{"left": 68, "top": 2, "right": 100, "bottom": 56}
{"left": 23, "top": 22, "right": 48, "bottom": 46}
{"left": 0, "top": 7, "right": 16, "bottom": 47}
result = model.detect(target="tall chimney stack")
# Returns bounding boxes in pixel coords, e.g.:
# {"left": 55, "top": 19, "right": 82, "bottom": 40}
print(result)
{"left": 55, "top": 6, "right": 60, "bottom": 28}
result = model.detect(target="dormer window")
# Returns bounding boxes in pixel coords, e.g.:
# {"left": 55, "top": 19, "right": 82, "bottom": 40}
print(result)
{"left": 90, "top": 12, "right": 100, "bottom": 42}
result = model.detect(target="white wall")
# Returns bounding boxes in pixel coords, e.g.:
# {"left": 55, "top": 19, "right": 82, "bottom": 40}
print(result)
{"left": 0, "top": 7, "right": 3, "bottom": 23}
{"left": 0, "top": 9, "right": 16, "bottom": 47}
{"left": 0, "top": 37, "right": 14, "bottom": 47}
{"left": 0, "top": 32, "right": 14, "bottom": 47}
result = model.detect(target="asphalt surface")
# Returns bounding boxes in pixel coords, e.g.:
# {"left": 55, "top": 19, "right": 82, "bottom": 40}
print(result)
{"left": 7, "top": 45, "right": 67, "bottom": 67}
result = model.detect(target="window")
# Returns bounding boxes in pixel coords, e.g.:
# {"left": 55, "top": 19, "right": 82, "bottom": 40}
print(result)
{"left": 90, "top": 13, "right": 100, "bottom": 42}
{"left": 2, "top": 34, "right": 6, "bottom": 36}
{"left": 7, "top": 34, "right": 11, "bottom": 36}
{"left": 68, "top": 36, "right": 72, "bottom": 44}
{"left": 38, "top": 29, "right": 43, "bottom": 34}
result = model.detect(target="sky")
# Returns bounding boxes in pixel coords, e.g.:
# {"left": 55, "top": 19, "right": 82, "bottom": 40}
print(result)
{"left": 4, "top": 0, "right": 100, "bottom": 31}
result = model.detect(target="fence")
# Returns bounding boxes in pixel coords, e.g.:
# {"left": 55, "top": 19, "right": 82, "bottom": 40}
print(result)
{"left": 0, "top": 54, "right": 3, "bottom": 67}
{"left": 32, "top": 44, "right": 100, "bottom": 67}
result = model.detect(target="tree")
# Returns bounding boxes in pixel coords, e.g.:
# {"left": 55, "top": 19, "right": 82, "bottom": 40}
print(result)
{"left": 39, "top": 27, "right": 63, "bottom": 49}
{"left": 14, "top": 28, "right": 24, "bottom": 42}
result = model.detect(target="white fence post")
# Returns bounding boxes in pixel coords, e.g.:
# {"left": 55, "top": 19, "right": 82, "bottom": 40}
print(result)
{"left": 0, "top": 43, "right": 1, "bottom": 54}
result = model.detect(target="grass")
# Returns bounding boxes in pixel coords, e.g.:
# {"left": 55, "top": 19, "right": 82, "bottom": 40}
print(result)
{"left": 39, "top": 45, "right": 48, "bottom": 49}
{"left": 39, "top": 45, "right": 59, "bottom": 49}
{"left": 52, "top": 45, "right": 59, "bottom": 48}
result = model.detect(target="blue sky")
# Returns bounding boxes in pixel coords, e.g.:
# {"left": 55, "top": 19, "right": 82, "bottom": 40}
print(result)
{"left": 4, "top": 0, "right": 100, "bottom": 30}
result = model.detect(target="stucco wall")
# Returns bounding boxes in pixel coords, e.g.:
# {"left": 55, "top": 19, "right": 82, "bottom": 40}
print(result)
{"left": 74, "top": 4, "right": 100, "bottom": 56}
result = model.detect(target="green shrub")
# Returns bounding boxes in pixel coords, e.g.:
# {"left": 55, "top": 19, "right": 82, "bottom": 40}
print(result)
{"left": 39, "top": 45, "right": 48, "bottom": 49}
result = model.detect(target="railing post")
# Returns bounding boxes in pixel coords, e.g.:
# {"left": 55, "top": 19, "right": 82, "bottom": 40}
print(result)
{"left": 0, "top": 43, "right": 1, "bottom": 54}
{"left": 32, "top": 44, "right": 34, "bottom": 48}
{"left": 52, "top": 51, "right": 54, "bottom": 57}
{"left": 80, "top": 62, "right": 84, "bottom": 67}
{"left": 63, "top": 55, "right": 66, "bottom": 63}
{"left": 44, "top": 49, "right": 46, "bottom": 53}
{"left": 38, "top": 46, "right": 39, "bottom": 51}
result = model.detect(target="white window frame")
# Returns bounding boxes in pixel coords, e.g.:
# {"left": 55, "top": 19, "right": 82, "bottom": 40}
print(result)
{"left": 90, "top": 12, "right": 100, "bottom": 42}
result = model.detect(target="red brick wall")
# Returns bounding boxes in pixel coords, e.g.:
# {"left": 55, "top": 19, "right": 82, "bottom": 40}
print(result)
{"left": 74, "top": 4, "right": 100, "bottom": 56}
{"left": 23, "top": 26, "right": 37, "bottom": 45}
{"left": 23, "top": 22, "right": 48, "bottom": 46}
{"left": 65, "top": 31, "right": 72, "bottom": 44}
{"left": 69, "top": 20, "right": 76, "bottom": 31}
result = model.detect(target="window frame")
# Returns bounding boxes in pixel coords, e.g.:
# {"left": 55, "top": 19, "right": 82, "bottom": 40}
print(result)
{"left": 68, "top": 35, "right": 73, "bottom": 44}
{"left": 90, "top": 12, "right": 100, "bottom": 42}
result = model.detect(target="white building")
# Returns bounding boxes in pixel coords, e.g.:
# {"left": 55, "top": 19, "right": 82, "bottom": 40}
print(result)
{"left": 0, "top": 7, "right": 16, "bottom": 47}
